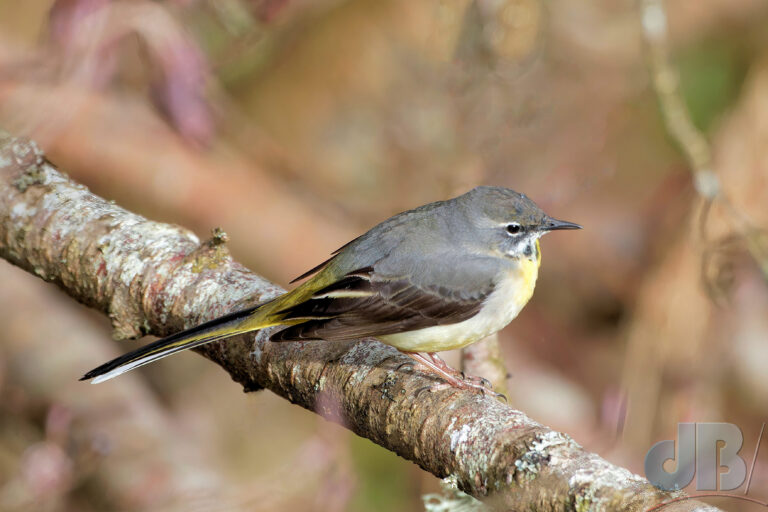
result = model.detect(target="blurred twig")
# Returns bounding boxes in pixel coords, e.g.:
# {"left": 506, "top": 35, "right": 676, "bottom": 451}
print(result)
{"left": 456, "top": 0, "right": 546, "bottom": 413}
{"left": 639, "top": 0, "right": 768, "bottom": 294}
{"left": 461, "top": 334, "right": 509, "bottom": 399}
{"left": 0, "top": 135, "right": 724, "bottom": 511}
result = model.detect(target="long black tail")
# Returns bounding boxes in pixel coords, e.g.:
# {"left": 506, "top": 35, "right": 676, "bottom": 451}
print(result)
{"left": 81, "top": 304, "right": 263, "bottom": 383}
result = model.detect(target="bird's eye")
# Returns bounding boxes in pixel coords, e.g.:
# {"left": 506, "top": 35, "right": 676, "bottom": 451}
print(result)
{"left": 506, "top": 223, "right": 522, "bottom": 235}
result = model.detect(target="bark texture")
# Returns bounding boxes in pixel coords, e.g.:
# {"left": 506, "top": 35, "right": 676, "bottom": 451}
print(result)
{"left": 0, "top": 135, "right": 721, "bottom": 511}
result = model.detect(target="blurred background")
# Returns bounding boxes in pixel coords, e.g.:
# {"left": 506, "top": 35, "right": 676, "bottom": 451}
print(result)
{"left": 1, "top": 0, "right": 767, "bottom": 510}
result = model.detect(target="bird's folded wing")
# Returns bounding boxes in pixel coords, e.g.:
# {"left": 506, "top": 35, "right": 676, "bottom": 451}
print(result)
{"left": 270, "top": 266, "right": 493, "bottom": 341}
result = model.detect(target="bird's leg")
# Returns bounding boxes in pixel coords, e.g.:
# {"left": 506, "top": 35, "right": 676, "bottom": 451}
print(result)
{"left": 402, "top": 351, "right": 495, "bottom": 395}
{"left": 425, "top": 352, "right": 493, "bottom": 390}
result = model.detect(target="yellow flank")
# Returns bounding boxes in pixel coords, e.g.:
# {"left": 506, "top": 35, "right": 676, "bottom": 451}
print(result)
{"left": 238, "top": 266, "right": 341, "bottom": 331}
{"left": 379, "top": 255, "right": 540, "bottom": 352}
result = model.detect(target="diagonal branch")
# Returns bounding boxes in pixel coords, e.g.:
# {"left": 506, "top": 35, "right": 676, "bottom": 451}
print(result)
{"left": 0, "top": 134, "right": 720, "bottom": 511}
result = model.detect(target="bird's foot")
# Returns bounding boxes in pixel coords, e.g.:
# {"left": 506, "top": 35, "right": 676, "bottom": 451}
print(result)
{"left": 402, "top": 351, "right": 502, "bottom": 398}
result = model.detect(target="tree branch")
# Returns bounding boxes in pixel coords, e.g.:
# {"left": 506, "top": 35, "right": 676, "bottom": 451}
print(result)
{"left": 0, "top": 134, "right": 721, "bottom": 511}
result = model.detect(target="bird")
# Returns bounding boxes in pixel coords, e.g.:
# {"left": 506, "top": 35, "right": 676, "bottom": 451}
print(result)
{"left": 81, "top": 186, "right": 581, "bottom": 392}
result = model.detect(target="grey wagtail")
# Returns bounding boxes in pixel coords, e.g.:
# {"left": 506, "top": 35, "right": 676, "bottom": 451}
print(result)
{"left": 81, "top": 186, "right": 580, "bottom": 391}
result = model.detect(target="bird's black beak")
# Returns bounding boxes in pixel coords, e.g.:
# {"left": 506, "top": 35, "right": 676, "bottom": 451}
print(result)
{"left": 542, "top": 217, "right": 582, "bottom": 231}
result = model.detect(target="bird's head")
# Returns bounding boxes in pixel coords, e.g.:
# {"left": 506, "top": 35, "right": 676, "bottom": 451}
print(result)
{"left": 454, "top": 186, "right": 581, "bottom": 262}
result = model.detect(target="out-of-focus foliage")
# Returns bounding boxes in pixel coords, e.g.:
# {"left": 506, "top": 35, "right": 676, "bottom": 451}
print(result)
{"left": 677, "top": 37, "right": 747, "bottom": 132}
{"left": 1, "top": 0, "right": 767, "bottom": 510}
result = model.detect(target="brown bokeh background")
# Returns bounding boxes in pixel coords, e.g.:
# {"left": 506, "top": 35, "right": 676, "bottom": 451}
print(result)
{"left": 1, "top": 0, "right": 767, "bottom": 510}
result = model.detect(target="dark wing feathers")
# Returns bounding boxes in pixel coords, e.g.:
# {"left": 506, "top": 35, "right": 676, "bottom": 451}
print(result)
{"left": 271, "top": 267, "right": 490, "bottom": 342}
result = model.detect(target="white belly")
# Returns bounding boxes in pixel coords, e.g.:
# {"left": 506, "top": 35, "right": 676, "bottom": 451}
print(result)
{"left": 378, "top": 261, "right": 538, "bottom": 352}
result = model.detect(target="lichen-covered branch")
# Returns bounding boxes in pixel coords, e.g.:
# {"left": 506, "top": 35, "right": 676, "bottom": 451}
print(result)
{"left": 0, "top": 135, "right": 721, "bottom": 511}
{"left": 0, "top": 264, "right": 242, "bottom": 511}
